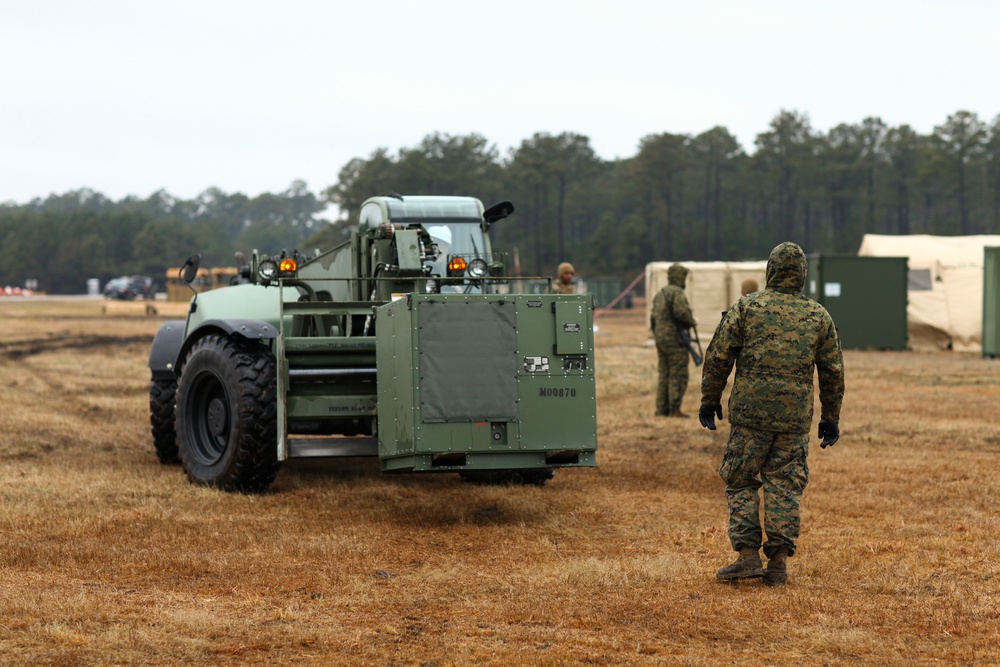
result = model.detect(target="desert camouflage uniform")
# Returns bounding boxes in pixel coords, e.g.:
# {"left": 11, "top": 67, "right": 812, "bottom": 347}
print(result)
{"left": 651, "top": 264, "right": 696, "bottom": 415}
{"left": 551, "top": 280, "right": 577, "bottom": 294}
{"left": 551, "top": 262, "right": 578, "bottom": 294}
{"left": 701, "top": 242, "right": 844, "bottom": 558}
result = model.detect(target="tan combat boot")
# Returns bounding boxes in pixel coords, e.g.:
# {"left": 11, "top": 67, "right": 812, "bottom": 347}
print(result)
{"left": 762, "top": 550, "right": 788, "bottom": 586}
{"left": 716, "top": 547, "right": 765, "bottom": 580}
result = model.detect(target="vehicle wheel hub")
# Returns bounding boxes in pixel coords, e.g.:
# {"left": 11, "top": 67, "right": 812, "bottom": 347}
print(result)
{"left": 207, "top": 397, "right": 227, "bottom": 437}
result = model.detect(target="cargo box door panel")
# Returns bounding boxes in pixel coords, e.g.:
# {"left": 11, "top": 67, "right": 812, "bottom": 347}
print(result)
{"left": 554, "top": 301, "right": 590, "bottom": 355}
{"left": 417, "top": 299, "right": 518, "bottom": 423}
{"left": 517, "top": 375, "right": 597, "bottom": 452}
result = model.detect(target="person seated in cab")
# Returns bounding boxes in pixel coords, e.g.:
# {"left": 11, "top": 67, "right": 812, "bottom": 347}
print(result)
{"left": 552, "top": 262, "right": 578, "bottom": 294}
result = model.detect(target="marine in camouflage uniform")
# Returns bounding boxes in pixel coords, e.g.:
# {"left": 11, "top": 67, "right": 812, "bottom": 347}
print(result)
{"left": 651, "top": 264, "right": 697, "bottom": 417}
{"left": 699, "top": 242, "right": 844, "bottom": 585}
{"left": 551, "top": 262, "right": 578, "bottom": 294}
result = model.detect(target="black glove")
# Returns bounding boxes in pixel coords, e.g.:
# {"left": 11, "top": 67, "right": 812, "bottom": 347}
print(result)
{"left": 818, "top": 420, "right": 839, "bottom": 448}
{"left": 698, "top": 403, "right": 723, "bottom": 430}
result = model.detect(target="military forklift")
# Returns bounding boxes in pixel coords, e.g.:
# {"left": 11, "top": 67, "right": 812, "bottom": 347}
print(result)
{"left": 148, "top": 195, "right": 597, "bottom": 492}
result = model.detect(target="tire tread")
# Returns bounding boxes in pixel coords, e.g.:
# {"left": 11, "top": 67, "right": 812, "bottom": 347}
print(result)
{"left": 149, "top": 378, "right": 179, "bottom": 464}
{"left": 176, "top": 334, "right": 280, "bottom": 493}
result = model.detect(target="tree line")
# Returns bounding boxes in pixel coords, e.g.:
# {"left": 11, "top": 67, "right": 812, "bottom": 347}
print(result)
{"left": 3, "top": 109, "right": 999, "bottom": 293}
{"left": 0, "top": 181, "right": 326, "bottom": 294}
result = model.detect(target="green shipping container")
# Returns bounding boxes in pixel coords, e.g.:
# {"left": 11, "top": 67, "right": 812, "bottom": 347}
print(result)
{"left": 984, "top": 247, "right": 1000, "bottom": 358}
{"left": 806, "top": 255, "right": 908, "bottom": 350}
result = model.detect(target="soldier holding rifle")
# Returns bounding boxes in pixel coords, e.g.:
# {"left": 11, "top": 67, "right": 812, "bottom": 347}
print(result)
{"left": 650, "top": 263, "right": 701, "bottom": 417}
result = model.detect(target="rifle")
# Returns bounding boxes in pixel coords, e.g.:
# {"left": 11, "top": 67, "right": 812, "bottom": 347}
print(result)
{"left": 665, "top": 288, "right": 704, "bottom": 366}
{"left": 677, "top": 326, "right": 703, "bottom": 366}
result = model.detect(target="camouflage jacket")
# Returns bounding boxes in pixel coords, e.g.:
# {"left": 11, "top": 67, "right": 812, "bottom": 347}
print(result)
{"left": 551, "top": 280, "right": 578, "bottom": 294}
{"left": 701, "top": 243, "right": 845, "bottom": 434}
{"left": 651, "top": 264, "right": 696, "bottom": 352}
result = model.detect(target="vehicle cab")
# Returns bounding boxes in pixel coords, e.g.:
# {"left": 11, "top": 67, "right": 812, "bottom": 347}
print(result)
{"left": 357, "top": 195, "right": 507, "bottom": 294}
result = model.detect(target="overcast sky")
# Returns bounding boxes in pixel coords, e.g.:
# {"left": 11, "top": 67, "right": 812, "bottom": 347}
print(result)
{"left": 2, "top": 1, "right": 998, "bottom": 206}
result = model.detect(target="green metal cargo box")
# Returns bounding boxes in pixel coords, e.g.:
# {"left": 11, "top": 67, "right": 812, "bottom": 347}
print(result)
{"left": 806, "top": 255, "right": 908, "bottom": 350}
{"left": 374, "top": 293, "right": 598, "bottom": 472}
{"left": 985, "top": 247, "right": 1000, "bottom": 358}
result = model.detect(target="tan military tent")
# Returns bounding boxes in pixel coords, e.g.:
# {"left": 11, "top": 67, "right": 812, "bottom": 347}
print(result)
{"left": 645, "top": 261, "right": 768, "bottom": 342}
{"left": 857, "top": 234, "right": 1000, "bottom": 352}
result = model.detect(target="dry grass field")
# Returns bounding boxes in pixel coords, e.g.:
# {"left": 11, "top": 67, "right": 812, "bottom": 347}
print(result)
{"left": 1, "top": 298, "right": 998, "bottom": 666}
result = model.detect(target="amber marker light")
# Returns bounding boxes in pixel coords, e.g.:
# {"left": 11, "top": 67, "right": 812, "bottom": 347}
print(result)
{"left": 279, "top": 257, "right": 298, "bottom": 273}
{"left": 447, "top": 256, "right": 467, "bottom": 277}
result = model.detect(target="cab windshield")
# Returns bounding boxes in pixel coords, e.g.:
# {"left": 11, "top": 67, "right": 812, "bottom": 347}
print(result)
{"left": 422, "top": 222, "right": 488, "bottom": 292}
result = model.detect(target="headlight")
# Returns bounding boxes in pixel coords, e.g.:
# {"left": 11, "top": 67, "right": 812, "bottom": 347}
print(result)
{"left": 258, "top": 259, "right": 278, "bottom": 281}
{"left": 468, "top": 258, "right": 488, "bottom": 278}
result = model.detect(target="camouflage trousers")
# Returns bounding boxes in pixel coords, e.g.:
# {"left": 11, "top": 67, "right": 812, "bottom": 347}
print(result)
{"left": 655, "top": 345, "right": 689, "bottom": 415}
{"left": 719, "top": 424, "right": 809, "bottom": 558}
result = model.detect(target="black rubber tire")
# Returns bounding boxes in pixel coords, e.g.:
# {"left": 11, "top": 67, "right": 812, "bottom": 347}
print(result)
{"left": 175, "top": 334, "right": 280, "bottom": 493}
{"left": 459, "top": 469, "right": 556, "bottom": 487}
{"left": 149, "top": 377, "right": 179, "bottom": 464}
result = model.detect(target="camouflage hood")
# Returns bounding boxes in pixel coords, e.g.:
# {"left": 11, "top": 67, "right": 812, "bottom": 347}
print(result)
{"left": 765, "top": 242, "right": 807, "bottom": 294}
{"left": 667, "top": 263, "right": 689, "bottom": 289}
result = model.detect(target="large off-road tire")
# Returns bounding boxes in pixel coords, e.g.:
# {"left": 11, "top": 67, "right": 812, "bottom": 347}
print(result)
{"left": 149, "top": 377, "right": 179, "bottom": 464}
{"left": 459, "top": 469, "right": 556, "bottom": 487}
{"left": 175, "top": 334, "right": 280, "bottom": 493}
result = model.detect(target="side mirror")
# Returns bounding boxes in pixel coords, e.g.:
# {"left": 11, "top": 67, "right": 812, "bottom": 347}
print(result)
{"left": 180, "top": 254, "right": 201, "bottom": 284}
{"left": 483, "top": 201, "right": 515, "bottom": 224}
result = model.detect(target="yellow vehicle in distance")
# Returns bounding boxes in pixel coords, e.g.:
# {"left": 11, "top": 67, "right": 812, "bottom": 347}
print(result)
{"left": 166, "top": 266, "right": 238, "bottom": 302}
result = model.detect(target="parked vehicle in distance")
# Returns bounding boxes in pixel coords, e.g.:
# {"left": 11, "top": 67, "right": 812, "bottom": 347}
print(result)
{"left": 104, "top": 275, "right": 156, "bottom": 300}
{"left": 103, "top": 277, "right": 132, "bottom": 299}
{"left": 128, "top": 275, "right": 157, "bottom": 299}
